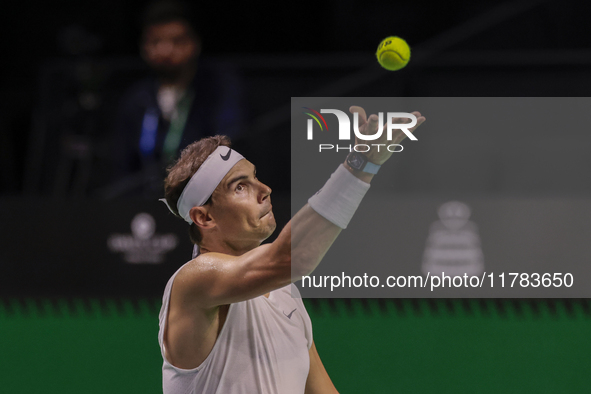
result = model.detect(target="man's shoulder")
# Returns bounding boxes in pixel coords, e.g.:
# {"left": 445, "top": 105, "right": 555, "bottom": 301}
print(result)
{"left": 191, "top": 58, "right": 242, "bottom": 93}
{"left": 183, "top": 252, "right": 228, "bottom": 268}
{"left": 173, "top": 253, "right": 229, "bottom": 289}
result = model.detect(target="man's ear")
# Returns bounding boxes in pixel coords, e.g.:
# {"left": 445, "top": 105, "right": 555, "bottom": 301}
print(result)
{"left": 189, "top": 206, "right": 215, "bottom": 230}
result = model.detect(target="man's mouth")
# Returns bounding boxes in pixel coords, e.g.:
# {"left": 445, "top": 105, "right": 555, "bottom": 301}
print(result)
{"left": 261, "top": 206, "right": 273, "bottom": 218}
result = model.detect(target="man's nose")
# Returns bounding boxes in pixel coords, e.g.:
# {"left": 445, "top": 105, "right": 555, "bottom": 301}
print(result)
{"left": 258, "top": 181, "right": 272, "bottom": 203}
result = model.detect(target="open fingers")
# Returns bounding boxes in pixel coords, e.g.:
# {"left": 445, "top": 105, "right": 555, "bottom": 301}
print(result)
{"left": 391, "top": 111, "right": 426, "bottom": 142}
{"left": 349, "top": 106, "right": 368, "bottom": 127}
{"left": 410, "top": 111, "right": 426, "bottom": 131}
{"left": 350, "top": 107, "right": 426, "bottom": 142}
{"left": 397, "top": 111, "right": 426, "bottom": 129}
{"left": 366, "top": 113, "right": 380, "bottom": 136}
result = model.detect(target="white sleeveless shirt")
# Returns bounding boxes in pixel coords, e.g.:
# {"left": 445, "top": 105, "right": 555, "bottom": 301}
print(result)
{"left": 158, "top": 266, "right": 313, "bottom": 394}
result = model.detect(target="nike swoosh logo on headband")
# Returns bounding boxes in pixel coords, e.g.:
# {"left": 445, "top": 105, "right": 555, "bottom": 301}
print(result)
{"left": 220, "top": 148, "right": 232, "bottom": 161}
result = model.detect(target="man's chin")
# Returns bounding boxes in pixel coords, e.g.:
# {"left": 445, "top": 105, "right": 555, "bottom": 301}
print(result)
{"left": 255, "top": 210, "right": 276, "bottom": 242}
{"left": 262, "top": 221, "right": 277, "bottom": 242}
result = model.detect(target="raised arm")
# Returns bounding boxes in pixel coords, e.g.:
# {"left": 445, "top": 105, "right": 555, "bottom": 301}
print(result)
{"left": 176, "top": 107, "right": 425, "bottom": 308}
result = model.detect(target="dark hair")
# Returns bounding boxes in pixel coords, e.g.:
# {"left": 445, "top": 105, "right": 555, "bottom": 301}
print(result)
{"left": 141, "top": 0, "right": 199, "bottom": 37}
{"left": 164, "top": 135, "right": 231, "bottom": 245}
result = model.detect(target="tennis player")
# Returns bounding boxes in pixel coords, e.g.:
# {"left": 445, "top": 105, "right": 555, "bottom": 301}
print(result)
{"left": 158, "top": 106, "right": 425, "bottom": 393}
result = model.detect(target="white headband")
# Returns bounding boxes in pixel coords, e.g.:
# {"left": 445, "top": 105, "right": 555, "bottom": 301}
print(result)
{"left": 161, "top": 146, "right": 244, "bottom": 224}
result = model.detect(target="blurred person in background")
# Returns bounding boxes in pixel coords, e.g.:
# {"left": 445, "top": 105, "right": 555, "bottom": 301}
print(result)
{"left": 111, "top": 0, "right": 245, "bottom": 197}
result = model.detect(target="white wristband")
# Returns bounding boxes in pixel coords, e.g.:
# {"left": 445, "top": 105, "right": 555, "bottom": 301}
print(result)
{"left": 308, "top": 164, "right": 370, "bottom": 229}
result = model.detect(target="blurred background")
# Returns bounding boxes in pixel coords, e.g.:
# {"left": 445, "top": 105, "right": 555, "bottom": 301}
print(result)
{"left": 2, "top": 0, "right": 591, "bottom": 392}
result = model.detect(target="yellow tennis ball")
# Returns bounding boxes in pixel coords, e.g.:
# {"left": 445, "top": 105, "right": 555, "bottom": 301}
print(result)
{"left": 376, "top": 36, "right": 411, "bottom": 71}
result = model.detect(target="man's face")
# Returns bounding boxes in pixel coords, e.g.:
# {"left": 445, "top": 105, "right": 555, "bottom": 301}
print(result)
{"left": 142, "top": 21, "right": 200, "bottom": 77}
{"left": 209, "top": 159, "right": 276, "bottom": 247}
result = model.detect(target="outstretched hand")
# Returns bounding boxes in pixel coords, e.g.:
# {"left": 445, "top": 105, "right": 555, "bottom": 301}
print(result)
{"left": 349, "top": 106, "right": 426, "bottom": 165}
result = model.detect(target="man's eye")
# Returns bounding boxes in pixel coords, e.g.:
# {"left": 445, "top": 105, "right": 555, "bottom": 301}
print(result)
{"left": 236, "top": 184, "right": 244, "bottom": 191}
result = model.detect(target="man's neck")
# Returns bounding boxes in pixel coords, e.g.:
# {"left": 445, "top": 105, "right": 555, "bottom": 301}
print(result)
{"left": 199, "top": 240, "right": 262, "bottom": 257}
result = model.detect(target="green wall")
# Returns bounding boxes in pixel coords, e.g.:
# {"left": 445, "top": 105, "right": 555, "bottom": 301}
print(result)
{"left": 0, "top": 298, "right": 161, "bottom": 393}
{"left": 310, "top": 299, "right": 591, "bottom": 393}
{"left": 1, "top": 298, "right": 590, "bottom": 393}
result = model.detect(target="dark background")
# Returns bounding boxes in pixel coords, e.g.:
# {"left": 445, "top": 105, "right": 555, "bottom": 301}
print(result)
{"left": 4, "top": 0, "right": 591, "bottom": 197}
{"left": 2, "top": 0, "right": 591, "bottom": 294}
{"left": 3, "top": 1, "right": 591, "bottom": 393}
